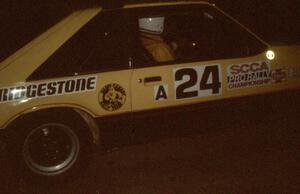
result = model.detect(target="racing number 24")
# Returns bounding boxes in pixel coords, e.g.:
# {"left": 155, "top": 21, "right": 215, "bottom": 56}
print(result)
{"left": 175, "top": 65, "right": 221, "bottom": 99}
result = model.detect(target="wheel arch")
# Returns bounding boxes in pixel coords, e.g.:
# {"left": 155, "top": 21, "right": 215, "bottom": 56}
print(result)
{"left": 6, "top": 105, "right": 100, "bottom": 145}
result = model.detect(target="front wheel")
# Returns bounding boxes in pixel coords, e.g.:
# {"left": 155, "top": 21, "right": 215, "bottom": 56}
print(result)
{"left": 8, "top": 112, "right": 92, "bottom": 191}
{"left": 22, "top": 123, "right": 80, "bottom": 176}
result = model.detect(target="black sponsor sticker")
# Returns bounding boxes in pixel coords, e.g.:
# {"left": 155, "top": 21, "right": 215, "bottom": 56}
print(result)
{"left": 289, "top": 68, "right": 300, "bottom": 78}
{"left": 99, "top": 83, "right": 126, "bottom": 111}
{"left": 154, "top": 84, "right": 168, "bottom": 101}
{"left": 271, "top": 69, "right": 287, "bottom": 83}
{"left": 0, "top": 76, "right": 97, "bottom": 103}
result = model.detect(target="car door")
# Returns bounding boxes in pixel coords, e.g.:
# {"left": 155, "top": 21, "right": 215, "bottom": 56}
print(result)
{"left": 127, "top": 4, "right": 281, "bottom": 118}
{"left": 127, "top": 5, "right": 225, "bottom": 114}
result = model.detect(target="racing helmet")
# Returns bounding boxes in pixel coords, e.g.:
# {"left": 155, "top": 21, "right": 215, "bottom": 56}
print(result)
{"left": 139, "top": 17, "right": 165, "bottom": 34}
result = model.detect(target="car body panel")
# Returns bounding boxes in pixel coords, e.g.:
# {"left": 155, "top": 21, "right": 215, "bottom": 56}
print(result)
{"left": 272, "top": 45, "right": 300, "bottom": 89}
{"left": 0, "top": 69, "right": 133, "bottom": 129}
{"left": 131, "top": 50, "right": 294, "bottom": 112}
{"left": 124, "top": 0, "right": 211, "bottom": 9}
{"left": 0, "top": 1, "right": 299, "bottom": 132}
{"left": 0, "top": 8, "right": 101, "bottom": 84}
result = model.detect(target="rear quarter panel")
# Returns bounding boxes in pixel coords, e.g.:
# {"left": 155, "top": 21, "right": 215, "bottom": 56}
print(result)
{"left": 272, "top": 45, "right": 300, "bottom": 90}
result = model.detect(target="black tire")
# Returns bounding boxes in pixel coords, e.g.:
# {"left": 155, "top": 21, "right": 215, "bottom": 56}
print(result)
{"left": 7, "top": 110, "right": 92, "bottom": 192}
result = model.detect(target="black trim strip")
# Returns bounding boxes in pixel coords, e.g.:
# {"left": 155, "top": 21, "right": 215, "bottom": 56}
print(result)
{"left": 144, "top": 76, "right": 162, "bottom": 83}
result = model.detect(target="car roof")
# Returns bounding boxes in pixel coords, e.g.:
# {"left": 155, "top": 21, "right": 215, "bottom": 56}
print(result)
{"left": 100, "top": 0, "right": 213, "bottom": 9}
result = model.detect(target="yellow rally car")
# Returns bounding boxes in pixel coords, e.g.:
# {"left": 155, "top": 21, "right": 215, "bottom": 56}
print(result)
{"left": 0, "top": 0, "right": 300, "bottom": 184}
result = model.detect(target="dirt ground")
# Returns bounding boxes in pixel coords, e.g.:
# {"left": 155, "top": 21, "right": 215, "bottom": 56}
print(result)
{"left": 1, "top": 95, "right": 299, "bottom": 194}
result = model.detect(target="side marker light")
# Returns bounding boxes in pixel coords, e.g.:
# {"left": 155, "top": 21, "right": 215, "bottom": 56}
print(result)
{"left": 266, "top": 50, "right": 275, "bottom": 60}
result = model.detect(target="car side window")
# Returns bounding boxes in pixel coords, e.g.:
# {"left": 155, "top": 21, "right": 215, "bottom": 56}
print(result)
{"left": 128, "top": 5, "right": 267, "bottom": 67}
{"left": 28, "top": 10, "right": 129, "bottom": 81}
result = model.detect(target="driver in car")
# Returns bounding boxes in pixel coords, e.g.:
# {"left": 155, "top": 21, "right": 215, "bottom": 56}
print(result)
{"left": 139, "top": 16, "right": 175, "bottom": 63}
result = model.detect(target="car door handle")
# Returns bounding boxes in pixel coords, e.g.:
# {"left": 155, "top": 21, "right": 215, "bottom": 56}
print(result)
{"left": 144, "top": 76, "right": 162, "bottom": 83}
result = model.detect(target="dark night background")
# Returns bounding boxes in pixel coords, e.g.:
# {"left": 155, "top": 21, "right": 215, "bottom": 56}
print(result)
{"left": 0, "top": 1, "right": 300, "bottom": 193}
{"left": 0, "top": 0, "right": 299, "bottom": 62}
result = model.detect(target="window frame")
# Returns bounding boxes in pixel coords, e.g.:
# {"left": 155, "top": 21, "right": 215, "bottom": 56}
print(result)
{"left": 27, "top": 9, "right": 131, "bottom": 82}
{"left": 124, "top": 4, "right": 268, "bottom": 69}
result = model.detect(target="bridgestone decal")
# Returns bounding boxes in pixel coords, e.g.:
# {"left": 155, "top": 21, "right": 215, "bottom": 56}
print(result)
{"left": 0, "top": 76, "right": 97, "bottom": 103}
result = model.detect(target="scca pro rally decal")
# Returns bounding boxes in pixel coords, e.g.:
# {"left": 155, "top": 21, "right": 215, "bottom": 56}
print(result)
{"left": 227, "top": 61, "right": 273, "bottom": 90}
{"left": 99, "top": 83, "right": 126, "bottom": 111}
{"left": 174, "top": 64, "right": 222, "bottom": 100}
{"left": 0, "top": 76, "right": 97, "bottom": 103}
